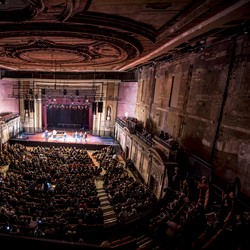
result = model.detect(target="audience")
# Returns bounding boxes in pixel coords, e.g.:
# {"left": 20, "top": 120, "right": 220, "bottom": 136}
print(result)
{"left": 0, "top": 143, "right": 104, "bottom": 241}
{"left": 0, "top": 142, "right": 249, "bottom": 250}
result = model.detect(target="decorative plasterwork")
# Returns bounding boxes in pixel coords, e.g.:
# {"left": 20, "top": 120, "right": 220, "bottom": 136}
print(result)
{"left": 151, "top": 163, "right": 162, "bottom": 182}
{"left": 148, "top": 146, "right": 169, "bottom": 166}
{"left": 0, "top": 0, "right": 89, "bottom": 22}
{"left": 0, "top": 0, "right": 248, "bottom": 72}
{"left": 0, "top": 0, "right": 145, "bottom": 72}
{"left": 0, "top": 34, "right": 139, "bottom": 71}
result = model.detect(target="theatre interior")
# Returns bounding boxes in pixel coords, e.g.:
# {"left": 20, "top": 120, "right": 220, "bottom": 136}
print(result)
{"left": 0, "top": 1, "right": 250, "bottom": 249}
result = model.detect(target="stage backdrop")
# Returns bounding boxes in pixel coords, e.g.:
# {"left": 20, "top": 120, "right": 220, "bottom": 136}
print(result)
{"left": 46, "top": 106, "right": 89, "bottom": 130}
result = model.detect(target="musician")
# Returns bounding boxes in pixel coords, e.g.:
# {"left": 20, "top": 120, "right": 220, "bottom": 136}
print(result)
{"left": 63, "top": 131, "right": 67, "bottom": 142}
{"left": 79, "top": 132, "right": 83, "bottom": 142}
{"left": 44, "top": 130, "right": 49, "bottom": 140}
{"left": 74, "top": 131, "right": 78, "bottom": 141}
{"left": 84, "top": 132, "right": 87, "bottom": 143}
{"left": 52, "top": 129, "right": 57, "bottom": 139}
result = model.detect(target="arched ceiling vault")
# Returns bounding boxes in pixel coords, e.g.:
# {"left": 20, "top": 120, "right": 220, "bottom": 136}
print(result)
{"left": 0, "top": 0, "right": 249, "bottom": 74}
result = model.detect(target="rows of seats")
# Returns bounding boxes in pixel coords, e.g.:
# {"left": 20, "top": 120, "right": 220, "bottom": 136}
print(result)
{"left": 1, "top": 142, "right": 249, "bottom": 249}
{"left": 138, "top": 172, "right": 250, "bottom": 250}
{"left": 0, "top": 143, "right": 105, "bottom": 242}
{"left": 0, "top": 143, "right": 158, "bottom": 248}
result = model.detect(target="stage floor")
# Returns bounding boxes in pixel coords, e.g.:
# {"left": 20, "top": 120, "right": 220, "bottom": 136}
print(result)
{"left": 10, "top": 130, "right": 119, "bottom": 151}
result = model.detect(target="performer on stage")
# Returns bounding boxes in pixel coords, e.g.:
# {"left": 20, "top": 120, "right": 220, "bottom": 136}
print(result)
{"left": 44, "top": 130, "right": 49, "bottom": 141}
{"left": 79, "top": 132, "right": 83, "bottom": 142}
{"left": 84, "top": 131, "right": 87, "bottom": 143}
{"left": 52, "top": 129, "right": 57, "bottom": 139}
{"left": 74, "top": 131, "right": 78, "bottom": 141}
{"left": 63, "top": 131, "right": 67, "bottom": 142}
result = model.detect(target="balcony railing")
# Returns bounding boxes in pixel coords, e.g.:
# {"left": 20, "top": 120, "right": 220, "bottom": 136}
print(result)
{"left": 135, "top": 131, "right": 152, "bottom": 146}
{"left": 116, "top": 117, "right": 180, "bottom": 150}
{"left": 153, "top": 136, "right": 179, "bottom": 151}
{"left": 0, "top": 112, "right": 19, "bottom": 123}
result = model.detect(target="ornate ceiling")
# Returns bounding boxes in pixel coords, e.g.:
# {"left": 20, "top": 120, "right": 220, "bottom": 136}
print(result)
{"left": 0, "top": 0, "right": 249, "bottom": 73}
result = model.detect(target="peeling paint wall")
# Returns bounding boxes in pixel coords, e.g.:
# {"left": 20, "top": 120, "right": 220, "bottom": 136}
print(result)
{"left": 136, "top": 35, "right": 250, "bottom": 195}
{"left": 117, "top": 81, "right": 138, "bottom": 118}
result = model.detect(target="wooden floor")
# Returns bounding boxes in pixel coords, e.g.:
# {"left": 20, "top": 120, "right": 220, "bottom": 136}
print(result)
{"left": 9, "top": 130, "right": 120, "bottom": 151}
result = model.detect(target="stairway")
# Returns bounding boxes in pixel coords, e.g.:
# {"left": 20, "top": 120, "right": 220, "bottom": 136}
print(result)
{"left": 96, "top": 180, "right": 117, "bottom": 227}
{"left": 136, "top": 235, "right": 154, "bottom": 250}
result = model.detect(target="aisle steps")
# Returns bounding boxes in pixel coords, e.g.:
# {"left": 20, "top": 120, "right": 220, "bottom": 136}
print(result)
{"left": 136, "top": 235, "right": 153, "bottom": 250}
{"left": 97, "top": 186, "right": 117, "bottom": 226}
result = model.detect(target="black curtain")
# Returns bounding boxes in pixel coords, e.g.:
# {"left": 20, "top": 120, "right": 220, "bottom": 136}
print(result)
{"left": 47, "top": 107, "right": 88, "bottom": 129}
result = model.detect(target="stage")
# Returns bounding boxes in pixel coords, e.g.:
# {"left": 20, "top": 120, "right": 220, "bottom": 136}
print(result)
{"left": 9, "top": 130, "right": 120, "bottom": 151}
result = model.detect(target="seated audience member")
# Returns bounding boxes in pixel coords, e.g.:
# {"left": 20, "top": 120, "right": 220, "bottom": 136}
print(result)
{"left": 197, "top": 176, "right": 210, "bottom": 210}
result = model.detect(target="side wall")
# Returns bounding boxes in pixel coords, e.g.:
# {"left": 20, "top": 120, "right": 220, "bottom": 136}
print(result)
{"left": 0, "top": 79, "right": 19, "bottom": 114}
{"left": 117, "top": 82, "right": 138, "bottom": 118}
{"left": 136, "top": 35, "right": 250, "bottom": 196}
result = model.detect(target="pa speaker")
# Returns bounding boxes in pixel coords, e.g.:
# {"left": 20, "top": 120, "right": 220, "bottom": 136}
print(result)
{"left": 24, "top": 100, "right": 29, "bottom": 110}
{"left": 30, "top": 100, "right": 34, "bottom": 112}
{"left": 98, "top": 101, "right": 103, "bottom": 113}
{"left": 92, "top": 102, "right": 96, "bottom": 115}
